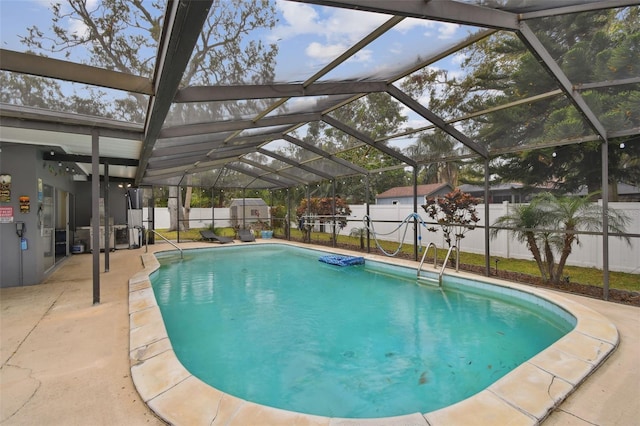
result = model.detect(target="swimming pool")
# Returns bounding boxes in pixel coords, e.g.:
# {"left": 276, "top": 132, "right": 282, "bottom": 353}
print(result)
{"left": 151, "top": 244, "right": 573, "bottom": 418}
{"left": 129, "top": 242, "right": 619, "bottom": 425}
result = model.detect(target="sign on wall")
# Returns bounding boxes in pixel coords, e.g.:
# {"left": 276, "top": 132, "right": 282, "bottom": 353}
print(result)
{"left": 0, "top": 206, "right": 13, "bottom": 223}
{"left": 19, "top": 196, "right": 30, "bottom": 213}
{"left": 0, "top": 174, "right": 10, "bottom": 202}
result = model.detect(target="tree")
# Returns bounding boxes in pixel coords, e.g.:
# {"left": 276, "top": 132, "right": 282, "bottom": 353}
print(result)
{"left": 454, "top": 8, "right": 640, "bottom": 197}
{"left": 292, "top": 93, "right": 409, "bottom": 203}
{"left": 296, "top": 196, "right": 352, "bottom": 228}
{"left": 422, "top": 189, "right": 480, "bottom": 253}
{"left": 19, "top": 0, "right": 279, "bottom": 230}
{"left": 349, "top": 227, "right": 367, "bottom": 250}
{"left": 490, "top": 202, "right": 550, "bottom": 280}
{"left": 400, "top": 59, "right": 477, "bottom": 187}
{"left": 296, "top": 196, "right": 352, "bottom": 242}
{"left": 491, "top": 192, "right": 630, "bottom": 284}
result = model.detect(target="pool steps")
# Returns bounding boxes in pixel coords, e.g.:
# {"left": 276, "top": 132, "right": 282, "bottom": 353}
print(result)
{"left": 417, "top": 243, "right": 459, "bottom": 286}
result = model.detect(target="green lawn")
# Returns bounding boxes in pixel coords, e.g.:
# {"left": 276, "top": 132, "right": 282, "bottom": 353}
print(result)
{"left": 155, "top": 227, "right": 639, "bottom": 293}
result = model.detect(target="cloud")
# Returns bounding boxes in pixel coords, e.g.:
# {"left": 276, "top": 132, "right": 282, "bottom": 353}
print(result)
{"left": 272, "top": 0, "right": 387, "bottom": 52}
{"left": 437, "top": 22, "right": 459, "bottom": 39}
{"left": 60, "top": 0, "right": 99, "bottom": 39}
{"left": 351, "top": 49, "right": 372, "bottom": 63}
{"left": 271, "top": 1, "right": 464, "bottom": 79}
{"left": 306, "top": 41, "right": 347, "bottom": 62}
{"left": 322, "top": 8, "right": 388, "bottom": 43}
{"left": 395, "top": 17, "right": 460, "bottom": 40}
{"left": 451, "top": 51, "right": 468, "bottom": 66}
{"left": 270, "top": 1, "right": 322, "bottom": 41}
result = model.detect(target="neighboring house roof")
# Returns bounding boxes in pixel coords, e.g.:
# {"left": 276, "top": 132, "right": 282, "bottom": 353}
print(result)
{"left": 618, "top": 182, "right": 640, "bottom": 195}
{"left": 376, "top": 183, "right": 452, "bottom": 199}
{"left": 575, "top": 182, "right": 640, "bottom": 196}
{"left": 458, "top": 183, "right": 526, "bottom": 192}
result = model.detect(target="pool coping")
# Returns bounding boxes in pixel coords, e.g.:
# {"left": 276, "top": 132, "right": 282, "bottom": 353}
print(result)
{"left": 128, "top": 241, "right": 619, "bottom": 426}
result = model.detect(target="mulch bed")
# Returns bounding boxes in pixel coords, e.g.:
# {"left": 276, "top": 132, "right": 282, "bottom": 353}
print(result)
{"left": 297, "top": 237, "right": 640, "bottom": 307}
{"left": 461, "top": 264, "right": 640, "bottom": 307}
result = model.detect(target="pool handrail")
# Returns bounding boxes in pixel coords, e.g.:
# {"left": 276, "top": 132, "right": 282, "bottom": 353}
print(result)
{"left": 439, "top": 245, "right": 459, "bottom": 285}
{"left": 417, "top": 242, "right": 438, "bottom": 283}
{"left": 145, "top": 229, "right": 183, "bottom": 259}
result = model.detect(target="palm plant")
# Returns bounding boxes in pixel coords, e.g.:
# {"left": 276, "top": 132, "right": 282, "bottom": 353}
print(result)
{"left": 492, "top": 192, "right": 630, "bottom": 284}
{"left": 349, "top": 227, "right": 368, "bottom": 250}
{"left": 491, "top": 202, "right": 550, "bottom": 280}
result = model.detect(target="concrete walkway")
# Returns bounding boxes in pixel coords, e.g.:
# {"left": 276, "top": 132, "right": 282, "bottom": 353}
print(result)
{"left": 1, "top": 248, "right": 164, "bottom": 426}
{"left": 1, "top": 243, "right": 639, "bottom": 425}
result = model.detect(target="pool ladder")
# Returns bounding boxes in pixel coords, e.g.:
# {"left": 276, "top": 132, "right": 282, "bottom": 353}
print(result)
{"left": 417, "top": 243, "right": 458, "bottom": 286}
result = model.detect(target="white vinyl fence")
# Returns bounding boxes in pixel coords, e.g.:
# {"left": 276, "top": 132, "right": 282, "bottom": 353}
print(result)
{"left": 343, "top": 202, "right": 639, "bottom": 274}
{"left": 146, "top": 203, "right": 639, "bottom": 273}
{"left": 148, "top": 207, "right": 234, "bottom": 230}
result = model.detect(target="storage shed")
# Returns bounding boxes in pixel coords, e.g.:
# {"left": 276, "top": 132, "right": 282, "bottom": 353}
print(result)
{"left": 229, "top": 198, "right": 270, "bottom": 228}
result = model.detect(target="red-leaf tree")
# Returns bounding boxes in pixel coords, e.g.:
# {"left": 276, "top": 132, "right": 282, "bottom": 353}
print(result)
{"left": 422, "top": 189, "right": 481, "bottom": 250}
{"left": 296, "top": 197, "right": 352, "bottom": 229}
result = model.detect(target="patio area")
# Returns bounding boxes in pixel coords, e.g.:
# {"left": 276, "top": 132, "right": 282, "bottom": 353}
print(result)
{"left": 1, "top": 242, "right": 639, "bottom": 425}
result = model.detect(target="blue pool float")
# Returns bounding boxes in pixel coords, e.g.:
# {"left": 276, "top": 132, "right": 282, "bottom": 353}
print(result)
{"left": 318, "top": 255, "right": 365, "bottom": 266}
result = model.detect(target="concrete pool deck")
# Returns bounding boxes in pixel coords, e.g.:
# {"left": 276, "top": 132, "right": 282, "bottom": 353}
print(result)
{"left": 1, "top": 240, "right": 639, "bottom": 425}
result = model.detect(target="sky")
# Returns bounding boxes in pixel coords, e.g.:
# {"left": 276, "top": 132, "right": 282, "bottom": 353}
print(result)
{"left": 0, "top": 0, "right": 473, "bottom": 80}
{"left": 0, "top": 0, "right": 480, "bottom": 136}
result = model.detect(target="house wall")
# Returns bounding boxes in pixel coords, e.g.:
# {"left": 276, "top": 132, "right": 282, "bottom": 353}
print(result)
{"left": 376, "top": 195, "right": 420, "bottom": 205}
{"left": 0, "top": 144, "right": 76, "bottom": 287}
{"left": 74, "top": 181, "right": 129, "bottom": 227}
{"left": 376, "top": 187, "right": 451, "bottom": 205}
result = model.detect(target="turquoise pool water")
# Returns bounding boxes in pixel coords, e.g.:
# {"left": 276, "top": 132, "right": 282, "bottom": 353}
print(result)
{"left": 151, "top": 244, "right": 575, "bottom": 418}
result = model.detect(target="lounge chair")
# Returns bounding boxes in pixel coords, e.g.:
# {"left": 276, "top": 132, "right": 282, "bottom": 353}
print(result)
{"left": 238, "top": 229, "right": 255, "bottom": 242}
{"left": 199, "top": 230, "right": 234, "bottom": 244}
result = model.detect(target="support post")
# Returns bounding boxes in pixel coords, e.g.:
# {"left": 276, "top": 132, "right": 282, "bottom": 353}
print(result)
{"left": 307, "top": 186, "right": 311, "bottom": 243}
{"left": 211, "top": 187, "right": 215, "bottom": 230}
{"left": 332, "top": 179, "right": 336, "bottom": 248}
{"left": 177, "top": 185, "right": 181, "bottom": 243}
{"left": 366, "top": 175, "right": 370, "bottom": 253}
{"left": 91, "top": 129, "right": 100, "bottom": 304}
{"left": 104, "top": 161, "right": 110, "bottom": 272}
{"left": 287, "top": 188, "right": 291, "bottom": 240}
{"left": 242, "top": 189, "right": 246, "bottom": 230}
{"left": 413, "top": 167, "right": 418, "bottom": 261}
{"left": 149, "top": 189, "right": 155, "bottom": 244}
{"left": 602, "top": 140, "right": 610, "bottom": 300}
{"left": 484, "top": 158, "right": 491, "bottom": 277}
